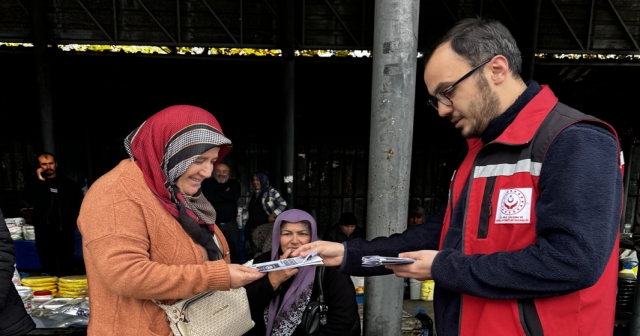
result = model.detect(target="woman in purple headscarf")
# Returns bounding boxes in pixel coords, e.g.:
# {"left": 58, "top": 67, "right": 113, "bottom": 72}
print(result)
{"left": 244, "top": 209, "right": 359, "bottom": 336}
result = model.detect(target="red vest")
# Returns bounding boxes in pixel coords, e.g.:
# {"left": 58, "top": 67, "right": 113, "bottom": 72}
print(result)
{"left": 439, "top": 86, "right": 623, "bottom": 336}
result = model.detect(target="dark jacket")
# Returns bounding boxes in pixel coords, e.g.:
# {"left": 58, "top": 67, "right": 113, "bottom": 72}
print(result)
{"left": 244, "top": 251, "right": 359, "bottom": 336}
{"left": 0, "top": 208, "right": 36, "bottom": 336}
{"left": 23, "top": 175, "right": 83, "bottom": 232}
{"left": 339, "top": 82, "right": 623, "bottom": 336}
{"left": 201, "top": 178, "right": 241, "bottom": 223}
{"left": 322, "top": 224, "right": 365, "bottom": 243}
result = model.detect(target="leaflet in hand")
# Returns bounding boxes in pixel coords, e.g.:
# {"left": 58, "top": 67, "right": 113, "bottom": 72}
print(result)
{"left": 362, "top": 255, "right": 415, "bottom": 267}
{"left": 250, "top": 251, "right": 324, "bottom": 273}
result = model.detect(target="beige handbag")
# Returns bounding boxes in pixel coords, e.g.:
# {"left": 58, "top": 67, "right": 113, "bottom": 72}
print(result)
{"left": 154, "top": 287, "right": 254, "bottom": 336}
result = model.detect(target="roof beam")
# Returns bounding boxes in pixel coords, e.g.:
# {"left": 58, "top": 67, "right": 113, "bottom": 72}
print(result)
{"left": 497, "top": 0, "right": 516, "bottom": 26}
{"left": 137, "top": 0, "right": 176, "bottom": 43}
{"left": 263, "top": 0, "right": 279, "bottom": 19}
{"left": 606, "top": 0, "right": 640, "bottom": 51}
{"left": 176, "top": 0, "right": 181, "bottom": 43}
{"left": 112, "top": 0, "right": 118, "bottom": 41}
{"left": 548, "top": 0, "right": 585, "bottom": 51}
{"left": 439, "top": 0, "right": 457, "bottom": 22}
{"left": 15, "top": 0, "right": 29, "bottom": 16}
{"left": 587, "top": 0, "right": 594, "bottom": 51}
{"left": 361, "top": 0, "right": 365, "bottom": 46}
{"left": 323, "top": 0, "right": 361, "bottom": 47}
{"left": 76, "top": 0, "right": 113, "bottom": 42}
{"left": 200, "top": 0, "right": 238, "bottom": 45}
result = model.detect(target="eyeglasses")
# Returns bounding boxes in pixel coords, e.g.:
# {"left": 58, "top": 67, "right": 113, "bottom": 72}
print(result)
{"left": 427, "top": 58, "right": 493, "bottom": 110}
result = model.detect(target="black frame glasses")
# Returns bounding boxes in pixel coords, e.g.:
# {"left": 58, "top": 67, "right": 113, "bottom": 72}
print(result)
{"left": 427, "top": 57, "right": 493, "bottom": 110}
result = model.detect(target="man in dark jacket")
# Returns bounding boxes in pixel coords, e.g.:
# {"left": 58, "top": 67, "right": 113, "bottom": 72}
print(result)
{"left": 407, "top": 206, "right": 425, "bottom": 228}
{"left": 0, "top": 208, "right": 36, "bottom": 336}
{"left": 201, "top": 162, "right": 241, "bottom": 263}
{"left": 294, "top": 18, "right": 623, "bottom": 336}
{"left": 322, "top": 212, "right": 365, "bottom": 243}
{"left": 23, "top": 152, "right": 84, "bottom": 277}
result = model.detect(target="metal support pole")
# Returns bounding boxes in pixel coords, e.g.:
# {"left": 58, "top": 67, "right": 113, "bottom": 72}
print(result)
{"left": 521, "top": 0, "right": 541, "bottom": 82}
{"left": 32, "top": 0, "right": 55, "bottom": 153}
{"left": 279, "top": 0, "right": 295, "bottom": 207}
{"left": 364, "top": 0, "right": 420, "bottom": 335}
{"left": 621, "top": 140, "right": 635, "bottom": 230}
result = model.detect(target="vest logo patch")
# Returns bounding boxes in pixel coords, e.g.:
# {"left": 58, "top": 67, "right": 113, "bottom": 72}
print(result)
{"left": 495, "top": 188, "right": 532, "bottom": 224}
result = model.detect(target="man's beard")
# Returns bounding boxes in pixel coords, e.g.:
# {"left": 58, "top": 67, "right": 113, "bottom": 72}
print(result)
{"left": 462, "top": 74, "right": 501, "bottom": 138}
{"left": 215, "top": 176, "right": 229, "bottom": 184}
{"left": 44, "top": 169, "right": 56, "bottom": 177}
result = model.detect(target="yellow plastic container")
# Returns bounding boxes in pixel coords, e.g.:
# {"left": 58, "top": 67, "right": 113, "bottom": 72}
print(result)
{"left": 21, "top": 276, "right": 56, "bottom": 286}
{"left": 58, "top": 275, "right": 87, "bottom": 284}
{"left": 421, "top": 280, "right": 435, "bottom": 301}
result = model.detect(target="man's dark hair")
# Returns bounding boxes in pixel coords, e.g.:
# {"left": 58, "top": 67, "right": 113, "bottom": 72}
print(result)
{"left": 424, "top": 18, "right": 522, "bottom": 79}
{"left": 37, "top": 152, "right": 57, "bottom": 163}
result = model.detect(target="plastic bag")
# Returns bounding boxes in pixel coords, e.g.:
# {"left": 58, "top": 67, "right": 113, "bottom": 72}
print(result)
{"left": 12, "top": 265, "right": 21, "bottom": 286}
{"left": 55, "top": 298, "right": 90, "bottom": 317}
{"left": 31, "top": 314, "right": 88, "bottom": 328}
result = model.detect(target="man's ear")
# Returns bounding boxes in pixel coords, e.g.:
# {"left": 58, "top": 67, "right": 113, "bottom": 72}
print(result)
{"left": 488, "top": 55, "right": 509, "bottom": 85}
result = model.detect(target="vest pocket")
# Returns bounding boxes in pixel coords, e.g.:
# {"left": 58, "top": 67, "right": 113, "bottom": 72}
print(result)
{"left": 477, "top": 177, "right": 496, "bottom": 239}
{"left": 517, "top": 299, "right": 544, "bottom": 336}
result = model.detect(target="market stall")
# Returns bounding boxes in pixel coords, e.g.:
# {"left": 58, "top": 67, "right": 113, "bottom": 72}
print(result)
{"left": 8, "top": 215, "right": 89, "bottom": 335}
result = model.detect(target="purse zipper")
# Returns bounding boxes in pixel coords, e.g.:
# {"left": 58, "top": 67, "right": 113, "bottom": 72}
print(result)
{"left": 181, "top": 291, "right": 214, "bottom": 322}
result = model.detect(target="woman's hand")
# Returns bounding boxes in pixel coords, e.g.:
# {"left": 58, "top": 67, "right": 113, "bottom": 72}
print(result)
{"left": 267, "top": 249, "right": 298, "bottom": 290}
{"left": 228, "top": 264, "right": 265, "bottom": 289}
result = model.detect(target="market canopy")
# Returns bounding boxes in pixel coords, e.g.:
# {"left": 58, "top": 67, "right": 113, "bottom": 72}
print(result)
{"left": 1, "top": 0, "right": 640, "bottom": 54}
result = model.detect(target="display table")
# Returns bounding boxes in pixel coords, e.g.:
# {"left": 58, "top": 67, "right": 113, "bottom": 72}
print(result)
{"left": 27, "top": 327, "right": 87, "bottom": 335}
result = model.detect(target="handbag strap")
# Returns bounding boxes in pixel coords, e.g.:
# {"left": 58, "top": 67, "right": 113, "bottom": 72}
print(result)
{"left": 317, "top": 266, "right": 325, "bottom": 304}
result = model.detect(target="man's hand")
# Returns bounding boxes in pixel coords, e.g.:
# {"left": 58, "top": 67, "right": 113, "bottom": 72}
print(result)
{"left": 228, "top": 264, "right": 265, "bottom": 288}
{"left": 267, "top": 249, "right": 298, "bottom": 290}
{"left": 268, "top": 214, "right": 276, "bottom": 223}
{"left": 36, "top": 168, "right": 45, "bottom": 181}
{"left": 290, "top": 240, "right": 345, "bottom": 267}
{"left": 384, "top": 250, "right": 439, "bottom": 281}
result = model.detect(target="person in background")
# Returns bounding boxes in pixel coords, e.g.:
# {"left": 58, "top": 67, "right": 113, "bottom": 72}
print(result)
{"left": 322, "top": 212, "right": 365, "bottom": 243}
{"left": 244, "top": 209, "right": 359, "bottom": 336}
{"left": 201, "top": 162, "right": 242, "bottom": 263}
{"left": 0, "top": 208, "right": 36, "bottom": 336}
{"left": 243, "top": 171, "right": 287, "bottom": 259}
{"left": 293, "top": 18, "right": 624, "bottom": 336}
{"left": 23, "top": 152, "right": 84, "bottom": 277}
{"left": 77, "top": 105, "right": 263, "bottom": 335}
{"left": 408, "top": 206, "right": 426, "bottom": 228}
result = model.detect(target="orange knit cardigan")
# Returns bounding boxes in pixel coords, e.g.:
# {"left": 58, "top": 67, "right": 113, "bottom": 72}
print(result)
{"left": 78, "top": 159, "right": 231, "bottom": 336}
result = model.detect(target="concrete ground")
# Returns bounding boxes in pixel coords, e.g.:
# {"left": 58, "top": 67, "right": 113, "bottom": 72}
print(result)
{"left": 356, "top": 299, "right": 436, "bottom": 335}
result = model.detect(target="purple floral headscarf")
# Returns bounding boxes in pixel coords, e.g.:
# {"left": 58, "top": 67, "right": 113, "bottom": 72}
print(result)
{"left": 265, "top": 209, "right": 318, "bottom": 336}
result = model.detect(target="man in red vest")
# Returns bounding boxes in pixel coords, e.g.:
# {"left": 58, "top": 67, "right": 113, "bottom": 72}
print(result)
{"left": 295, "top": 18, "right": 624, "bottom": 336}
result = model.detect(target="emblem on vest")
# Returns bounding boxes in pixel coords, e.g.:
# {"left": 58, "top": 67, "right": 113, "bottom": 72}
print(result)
{"left": 495, "top": 188, "right": 532, "bottom": 224}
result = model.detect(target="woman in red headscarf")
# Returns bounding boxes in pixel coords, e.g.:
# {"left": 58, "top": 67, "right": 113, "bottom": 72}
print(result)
{"left": 78, "top": 105, "right": 264, "bottom": 335}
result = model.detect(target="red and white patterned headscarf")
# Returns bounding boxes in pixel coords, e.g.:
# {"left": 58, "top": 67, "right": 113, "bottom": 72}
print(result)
{"left": 124, "top": 105, "right": 232, "bottom": 259}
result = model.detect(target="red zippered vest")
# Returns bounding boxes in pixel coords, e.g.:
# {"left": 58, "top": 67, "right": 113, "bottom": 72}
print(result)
{"left": 439, "top": 86, "right": 623, "bottom": 336}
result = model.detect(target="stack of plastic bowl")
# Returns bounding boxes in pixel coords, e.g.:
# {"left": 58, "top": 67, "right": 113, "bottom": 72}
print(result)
{"left": 15, "top": 285, "right": 34, "bottom": 314}
{"left": 57, "top": 275, "right": 88, "bottom": 298}
{"left": 21, "top": 276, "right": 57, "bottom": 297}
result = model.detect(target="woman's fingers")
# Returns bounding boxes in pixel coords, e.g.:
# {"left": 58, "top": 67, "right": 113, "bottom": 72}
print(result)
{"left": 280, "top": 248, "right": 293, "bottom": 260}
